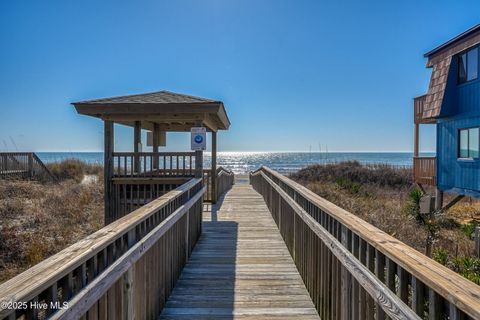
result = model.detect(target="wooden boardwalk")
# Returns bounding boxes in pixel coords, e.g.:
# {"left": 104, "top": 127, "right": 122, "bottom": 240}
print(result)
{"left": 159, "top": 182, "right": 320, "bottom": 320}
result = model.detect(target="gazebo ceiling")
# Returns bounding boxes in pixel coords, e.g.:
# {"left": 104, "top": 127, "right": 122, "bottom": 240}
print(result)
{"left": 72, "top": 90, "right": 231, "bottom": 132}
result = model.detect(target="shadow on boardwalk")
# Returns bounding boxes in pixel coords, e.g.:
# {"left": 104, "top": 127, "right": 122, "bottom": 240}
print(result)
{"left": 160, "top": 184, "right": 319, "bottom": 320}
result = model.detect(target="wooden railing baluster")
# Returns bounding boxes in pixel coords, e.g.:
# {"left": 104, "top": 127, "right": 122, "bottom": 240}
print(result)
{"left": 250, "top": 167, "right": 480, "bottom": 320}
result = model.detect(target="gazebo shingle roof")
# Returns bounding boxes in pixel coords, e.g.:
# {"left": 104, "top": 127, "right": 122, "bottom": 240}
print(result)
{"left": 74, "top": 90, "right": 218, "bottom": 105}
{"left": 72, "top": 90, "right": 230, "bottom": 131}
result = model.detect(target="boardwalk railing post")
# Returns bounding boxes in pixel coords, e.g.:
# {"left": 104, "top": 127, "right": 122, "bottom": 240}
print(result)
{"left": 124, "top": 233, "right": 137, "bottom": 306}
{"left": 340, "top": 224, "right": 351, "bottom": 320}
{"left": 211, "top": 131, "right": 217, "bottom": 203}
{"left": 104, "top": 120, "right": 114, "bottom": 224}
{"left": 278, "top": 182, "right": 282, "bottom": 233}
{"left": 123, "top": 266, "right": 135, "bottom": 320}
{"left": 185, "top": 204, "right": 190, "bottom": 259}
{"left": 28, "top": 153, "right": 34, "bottom": 178}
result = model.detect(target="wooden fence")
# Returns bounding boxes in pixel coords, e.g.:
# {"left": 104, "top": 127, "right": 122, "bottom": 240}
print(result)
{"left": 0, "top": 178, "right": 205, "bottom": 320}
{"left": 0, "top": 152, "right": 55, "bottom": 181}
{"left": 250, "top": 166, "right": 480, "bottom": 320}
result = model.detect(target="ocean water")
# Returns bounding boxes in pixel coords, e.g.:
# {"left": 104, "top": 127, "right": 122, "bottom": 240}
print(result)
{"left": 36, "top": 152, "right": 434, "bottom": 174}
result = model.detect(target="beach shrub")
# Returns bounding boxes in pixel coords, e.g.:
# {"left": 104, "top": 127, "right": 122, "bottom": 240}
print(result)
{"left": 404, "top": 188, "right": 444, "bottom": 257}
{"left": 432, "top": 248, "right": 480, "bottom": 284}
{"left": 432, "top": 248, "right": 449, "bottom": 265}
{"left": 0, "top": 198, "right": 25, "bottom": 219}
{"left": 23, "top": 234, "right": 49, "bottom": 266}
{"left": 46, "top": 159, "right": 102, "bottom": 182}
{"left": 0, "top": 178, "right": 103, "bottom": 283}
{"left": 404, "top": 188, "right": 423, "bottom": 223}
{"left": 291, "top": 161, "right": 479, "bottom": 285}
{"left": 335, "top": 177, "right": 363, "bottom": 194}
{"left": 461, "top": 221, "right": 479, "bottom": 239}
{"left": 457, "top": 257, "right": 480, "bottom": 285}
{"left": 47, "top": 159, "right": 85, "bottom": 182}
{"left": 0, "top": 181, "right": 40, "bottom": 199}
{"left": 0, "top": 226, "right": 23, "bottom": 265}
{"left": 290, "top": 161, "right": 412, "bottom": 189}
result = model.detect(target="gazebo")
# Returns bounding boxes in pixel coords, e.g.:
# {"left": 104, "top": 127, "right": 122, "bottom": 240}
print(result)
{"left": 73, "top": 90, "right": 231, "bottom": 224}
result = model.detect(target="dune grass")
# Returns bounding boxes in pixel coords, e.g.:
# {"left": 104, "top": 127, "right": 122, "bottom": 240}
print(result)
{"left": 2, "top": 159, "right": 479, "bottom": 285}
{"left": 0, "top": 160, "right": 104, "bottom": 284}
{"left": 290, "top": 161, "right": 480, "bottom": 284}
{"left": 46, "top": 159, "right": 103, "bottom": 183}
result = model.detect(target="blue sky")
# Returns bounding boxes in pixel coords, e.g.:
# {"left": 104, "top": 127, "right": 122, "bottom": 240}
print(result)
{"left": 0, "top": 0, "right": 479, "bottom": 152}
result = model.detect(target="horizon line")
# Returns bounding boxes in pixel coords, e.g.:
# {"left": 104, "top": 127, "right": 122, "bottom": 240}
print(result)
{"left": 21, "top": 150, "right": 436, "bottom": 153}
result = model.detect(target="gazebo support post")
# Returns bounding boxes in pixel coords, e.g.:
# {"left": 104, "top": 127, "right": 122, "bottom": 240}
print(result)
{"left": 104, "top": 120, "right": 114, "bottom": 225}
{"left": 211, "top": 131, "right": 217, "bottom": 203}
{"left": 153, "top": 123, "right": 160, "bottom": 169}
{"left": 134, "top": 121, "right": 141, "bottom": 173}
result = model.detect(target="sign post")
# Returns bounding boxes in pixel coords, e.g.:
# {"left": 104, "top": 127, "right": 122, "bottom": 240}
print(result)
{"left": 191, "top": 127, "right": 206, "bottom": 178}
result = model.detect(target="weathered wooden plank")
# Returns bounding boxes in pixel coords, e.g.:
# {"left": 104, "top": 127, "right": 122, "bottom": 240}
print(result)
{"left": 159, "top": 184, "right": 320, "bottom": 320}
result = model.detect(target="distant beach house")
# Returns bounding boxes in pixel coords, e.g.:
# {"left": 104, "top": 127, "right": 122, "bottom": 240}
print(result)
{"left": 414, "top": 24, "right": 480, "bottom": 206}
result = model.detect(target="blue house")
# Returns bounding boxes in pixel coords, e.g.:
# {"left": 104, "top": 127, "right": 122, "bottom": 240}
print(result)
{"left": 414, "top": 25, "right": 480, "bottom": 209}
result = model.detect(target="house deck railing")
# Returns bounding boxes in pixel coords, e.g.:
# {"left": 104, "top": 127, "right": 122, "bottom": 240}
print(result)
{"left": 413, "top": 156, "right": 436, "bottom": 186}
{"left": 414, "top": 94, "right": 427, "bottom": 124}
{"left": 414, "top": 94, "right": 437, "bottom": 124}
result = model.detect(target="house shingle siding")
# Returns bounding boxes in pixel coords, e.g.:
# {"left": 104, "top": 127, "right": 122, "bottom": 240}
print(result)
{"left": 423, "top": 56, "right": 452, "bottom": 119}
{"left": 423, "top": 31, "right": 480, "bottom": 119}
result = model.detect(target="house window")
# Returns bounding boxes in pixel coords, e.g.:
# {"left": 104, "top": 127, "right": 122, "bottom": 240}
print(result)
{"left": 459, "top": 127, "right": 479, "bottom": 158}
{"left": 458, "top": 47, "right": 478, "bottom": 83}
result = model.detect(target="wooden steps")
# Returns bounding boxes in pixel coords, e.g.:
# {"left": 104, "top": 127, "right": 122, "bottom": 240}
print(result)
{"left": 159, "top": 184, "right": 320, "bottom": 320}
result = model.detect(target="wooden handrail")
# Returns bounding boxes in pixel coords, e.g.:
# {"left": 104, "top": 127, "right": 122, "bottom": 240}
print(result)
{"left": 0, "top": 178, "right": 204, "bottom": 319}
{"left": 50, "top": 185, "right": 206, "bottom": 319}
{"left": 215, "top": 167, "right": 234, "bottom": 200}
{"left": 216, "top": 166, "right": 234, "bottom": 175}
{"left": 255, "top": 170, "right": 419, "bottom": 319}
{"left": 201, "top": 167, "right": 234, "bottom": 202}
{"left": 32, "top": 153, "right": 56, "bottom": 180}
{"left": 0, "top": 152, "right": 55, "bottom": 181}
{"left": 250, "top": 166, "right": 480, "bottom": 319}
